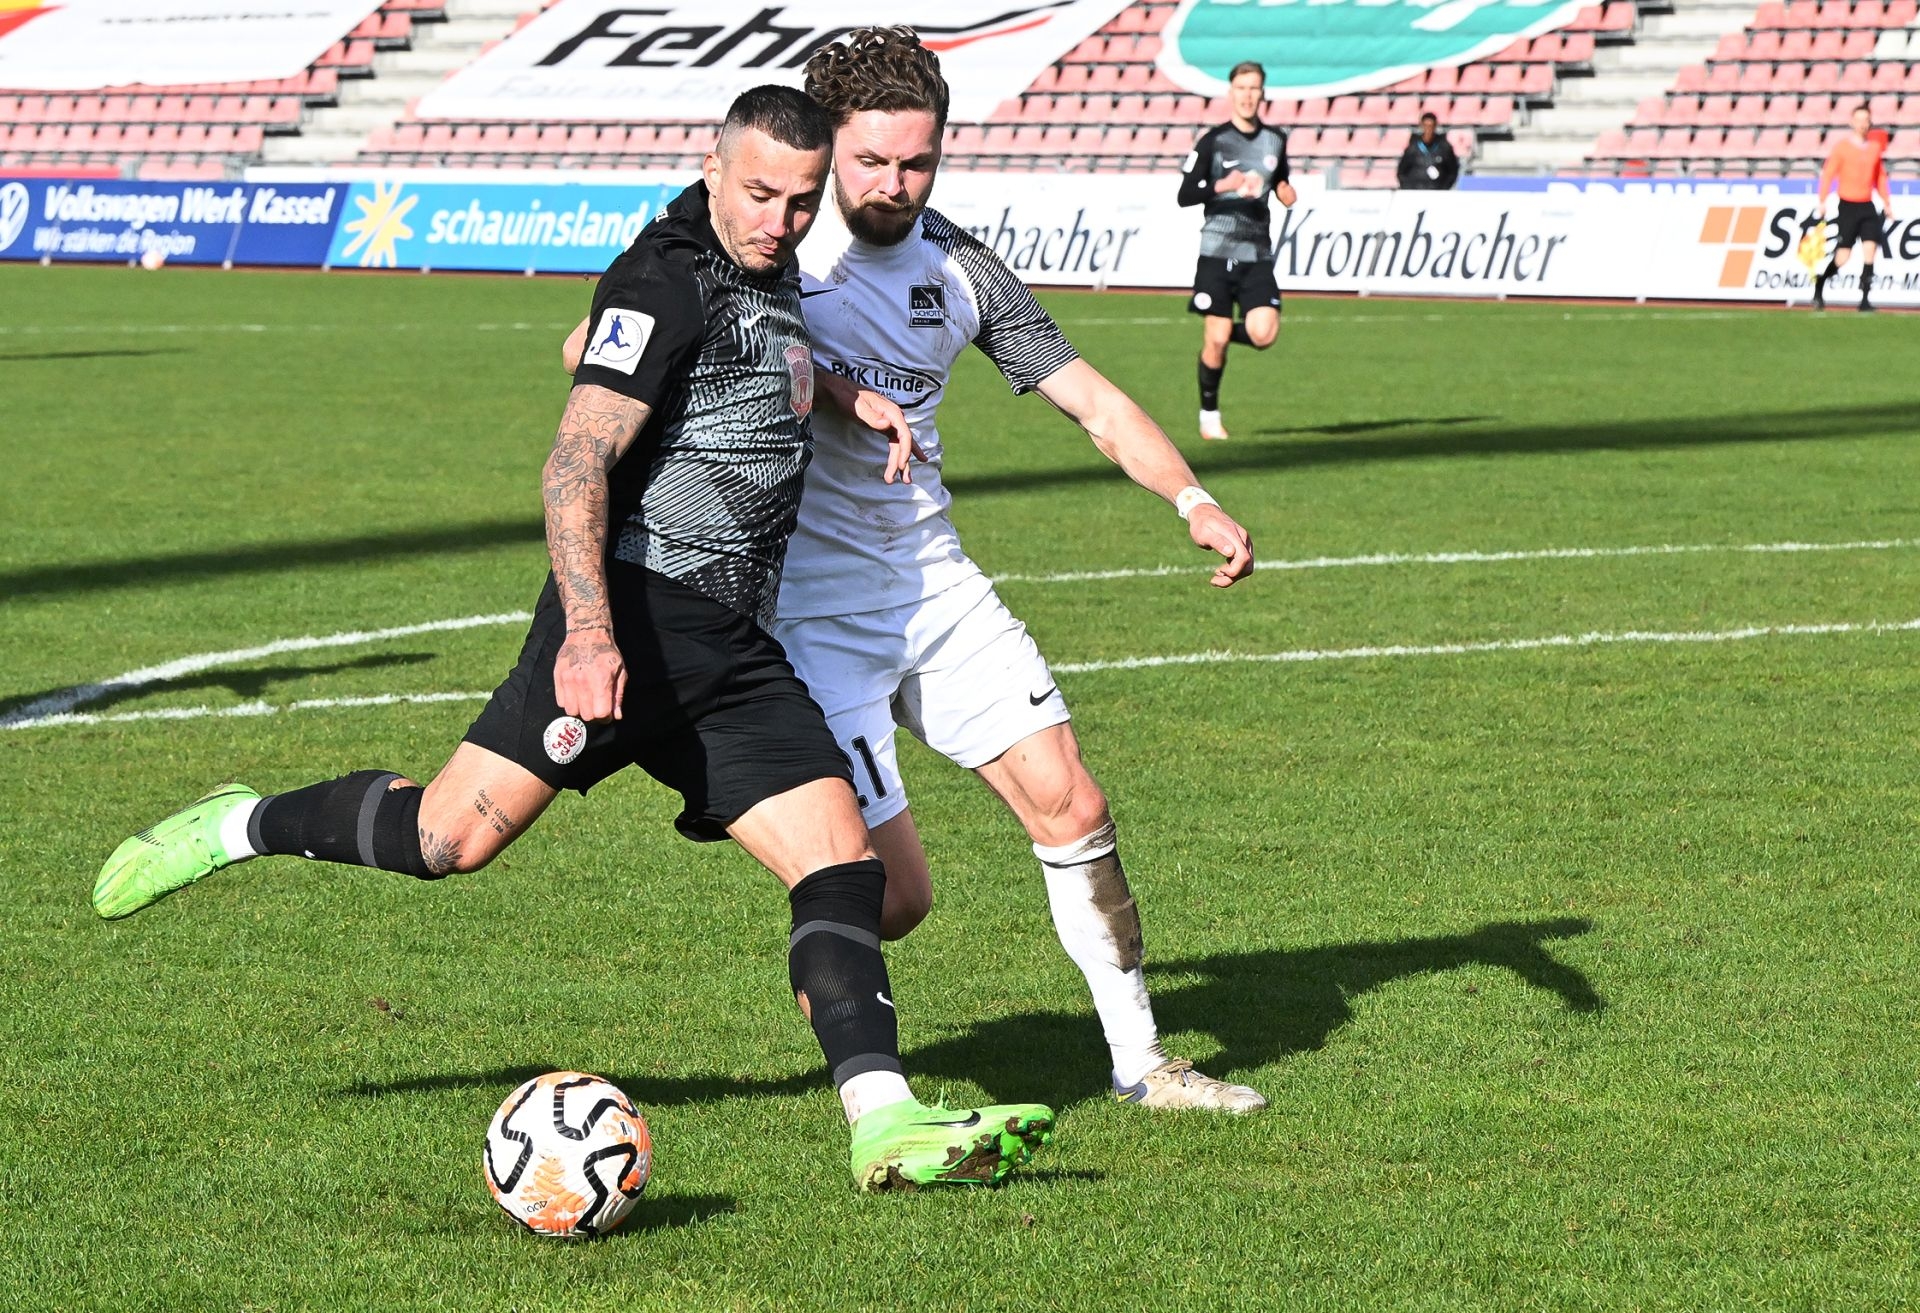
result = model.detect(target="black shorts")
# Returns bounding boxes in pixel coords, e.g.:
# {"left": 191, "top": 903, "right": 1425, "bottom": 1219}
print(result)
{"left": 1189, "top": 255, "right": 1281, "bottom": 318}
{"left": 1834, "top": 200, "right": 1887, "bottom": 251}
{"left": 463, "top": 562, "right": 853, "bottom": 841}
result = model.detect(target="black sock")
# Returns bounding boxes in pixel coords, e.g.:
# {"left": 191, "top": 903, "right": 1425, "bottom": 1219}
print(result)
{"left": 788, "top": 860, "right": 903, "bottom": 1086}
{"left": 1197, "top": 356, "right": 1224, "bottom": 410}
{"left": 1860, "top": 263, "right": 1874, "bottom": 304}
{"left": 249, "top": 770, "right": 440, "bottom": 878}
{"left": 1229, "top": 321, "right": 1254, "bottom": 346}
{"left": 1815, "top": 265, "right": 1830, "bottom": 294}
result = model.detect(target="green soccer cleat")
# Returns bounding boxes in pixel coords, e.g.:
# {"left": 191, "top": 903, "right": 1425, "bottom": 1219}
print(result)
{"left": 850, "top": 1098, "right": 1054, "bottom": 1192}
{"left": 93, "top": 784, "right": 259, "bottom": 920}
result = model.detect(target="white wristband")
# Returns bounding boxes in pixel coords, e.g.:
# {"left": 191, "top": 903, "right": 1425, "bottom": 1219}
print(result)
{"left": 1175, "top": 486, "right": 1218, "bottom": 521}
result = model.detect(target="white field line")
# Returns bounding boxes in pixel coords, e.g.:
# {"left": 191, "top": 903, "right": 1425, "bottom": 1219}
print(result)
{"left": 5, "top": 535, "right": 1913, "bottom": 732}
{"left": 9, "top": 615, "right": 1920, "bottom": 732}
{"left": 1052, "top": 310, "right": 1767, "bottom": 326}
{"left": 1, "top": 310, "right": 1777, "bottom": 337}
{"left": 988, "top": 536, "right": 1920, "bottom": 585}
{"left": 14, "top": 691, "right": 493, "bottom": 731}
{"left": 1050, "top": 617, "right": 1920, "bottom": 675}
{"left": 0, "top": 612, "right": 530, "bottom": 730}
{"left": 0, "top": 321, "right": 578, "bottom": 338}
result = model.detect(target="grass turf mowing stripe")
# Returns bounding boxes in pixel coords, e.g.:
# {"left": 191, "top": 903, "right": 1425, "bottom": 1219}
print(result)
{"left": 11, "top": 615, "right": 1919, "bottom": 732}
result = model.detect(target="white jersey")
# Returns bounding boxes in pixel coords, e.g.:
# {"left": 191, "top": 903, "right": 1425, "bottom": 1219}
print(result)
{"left": 778, "top": 205, "right": 1078, "bottom": 619}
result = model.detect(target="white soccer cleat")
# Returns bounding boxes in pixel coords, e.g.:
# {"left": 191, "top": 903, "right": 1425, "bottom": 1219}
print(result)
{"left": 1198, "top": 409, "right": 1230, "bottom": 441}
{"left": 1112, "top": 1058, "right": 1267, "bottom": 1113}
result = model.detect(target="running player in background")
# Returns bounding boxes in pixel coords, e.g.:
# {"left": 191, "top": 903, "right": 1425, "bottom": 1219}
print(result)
{"left": 1177, "top": 60, "right": 1296, "bottom": 441}
{"left": 94, "top": 86, "right": 1054, "bottom": 1194}
{"left": 1812, "top": 104, "right": 1893, "bottom": 313}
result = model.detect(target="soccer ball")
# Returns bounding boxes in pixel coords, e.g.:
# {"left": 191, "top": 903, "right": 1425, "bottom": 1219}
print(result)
{"left": 483, "top": 1071, "right": 651, "bottom": 1238}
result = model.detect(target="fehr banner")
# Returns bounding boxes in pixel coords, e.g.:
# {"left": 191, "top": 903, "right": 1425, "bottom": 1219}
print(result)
{"left": 414, "top": 0, "right": 1137, "bottom": 123}
{"left": 0, "top": 0, "right": 383, "bottom": 91}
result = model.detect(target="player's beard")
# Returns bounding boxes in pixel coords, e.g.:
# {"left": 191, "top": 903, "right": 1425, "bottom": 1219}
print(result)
{"left": 837, "top": 174, "right": 919, "bottom": 247}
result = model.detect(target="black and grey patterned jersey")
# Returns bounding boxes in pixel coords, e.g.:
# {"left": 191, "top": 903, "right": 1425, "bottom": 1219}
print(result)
{"left": 1176, "top": 122, "right": 1290, "bottom": 263}
{"left": 570, "top": 182, "right": 814, "bottom": 628}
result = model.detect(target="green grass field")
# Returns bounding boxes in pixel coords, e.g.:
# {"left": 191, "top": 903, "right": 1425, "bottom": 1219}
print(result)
{"left": 3, "top": 263, "right": 1918, "bottom": 1310}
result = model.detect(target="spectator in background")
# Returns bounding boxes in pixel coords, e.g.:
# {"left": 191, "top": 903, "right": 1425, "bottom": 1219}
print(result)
{"left": 1397, "top": 113, "right": 1458, "bottom": 190}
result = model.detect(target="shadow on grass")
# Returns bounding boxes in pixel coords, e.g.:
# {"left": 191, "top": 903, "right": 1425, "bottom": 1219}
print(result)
{"left": 0, "top": 651, "right": 438, "bottom": 723}
{"left": 0, "top": 347, "right": 192, "bottom": 363}
{"left": 623, "top": 1192, "right": 738, "bottom": 1231}
{"left": 339, "top": 917, "right": 1600, "bottom": 1113}
{"left": 10, "top": 400, "right": 1916, "bottom": 602}
{"left": 0, "top": 516, "right": 544, "bottom": 601}
{"left": 942, "top": 399, "right": 1920, "bottom": 499}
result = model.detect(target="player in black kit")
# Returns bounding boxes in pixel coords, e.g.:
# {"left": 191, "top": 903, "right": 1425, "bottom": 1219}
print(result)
{"left": 93, "top": 85, "right": 1054, "bottom": 1194}
{"left": 1177, "top": 60, "right": 1296, "bottom": 441}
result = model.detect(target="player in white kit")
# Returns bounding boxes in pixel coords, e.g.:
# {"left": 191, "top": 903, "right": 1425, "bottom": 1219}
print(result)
{"left": 568, "top": 29, "right": 1263, "bottom": 1111}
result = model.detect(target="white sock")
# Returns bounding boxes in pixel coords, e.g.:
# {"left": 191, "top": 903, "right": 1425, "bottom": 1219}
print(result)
{"left": 218, "top": 797, "right": 260, "bottom": 862}
{"left": 839, "top": 1070, "right": 914, "bottom": 1124}
{"left": 1199, "top": 408, "right": 1222, "bottom": 425}
{"left": 1035, "top": 822, "right": 1166, "bottom": 1087}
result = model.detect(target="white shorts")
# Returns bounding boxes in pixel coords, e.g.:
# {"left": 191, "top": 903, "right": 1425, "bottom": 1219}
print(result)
{"left": 773, "top": 571, "right": 1070, "bottom": 829}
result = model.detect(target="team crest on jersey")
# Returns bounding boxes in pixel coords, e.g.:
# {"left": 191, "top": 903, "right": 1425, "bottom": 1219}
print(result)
{"left": 908, "top": 284, "right": 945, "bottom": 328}
{"left": 785, "top": 343, "right": 814, "bottom": 417}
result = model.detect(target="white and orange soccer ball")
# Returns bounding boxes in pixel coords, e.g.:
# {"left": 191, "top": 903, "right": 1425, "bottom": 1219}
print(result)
{"left": 483, "top": 1071, "right": 651, "bottom": 1238}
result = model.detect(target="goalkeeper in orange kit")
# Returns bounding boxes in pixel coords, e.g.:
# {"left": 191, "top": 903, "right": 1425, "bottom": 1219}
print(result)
{"left": 1811, "top": 103, "right": 1893, "bottom": 312}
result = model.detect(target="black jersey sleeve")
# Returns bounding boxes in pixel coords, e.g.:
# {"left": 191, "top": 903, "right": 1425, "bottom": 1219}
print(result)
{"left": 570, "top": 245, "right": 705, "bottom": 409}
{"left": 1272, "top": 128, "right": 1290, "bottom": 185}
{"left": 1177, "top": 127, "right": 1220, "bottom": 208}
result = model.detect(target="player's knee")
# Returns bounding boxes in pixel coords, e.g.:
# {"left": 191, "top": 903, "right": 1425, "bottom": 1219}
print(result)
{"left": 1249, "top": 325, "right": 1279, "bottom": 350}
{"left": 412, "top": 800, "right": 502, "bottom": 877}
{"left": 1032, "top": 776, "right": 1110, "bottom": 847}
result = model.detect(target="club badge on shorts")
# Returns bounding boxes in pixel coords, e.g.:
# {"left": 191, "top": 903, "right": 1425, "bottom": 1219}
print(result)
{"left": 544, "top": 715, "right": 588, "bottom": 764}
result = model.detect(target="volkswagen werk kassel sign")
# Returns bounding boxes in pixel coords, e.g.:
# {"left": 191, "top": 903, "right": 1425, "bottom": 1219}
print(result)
{"left": 416, "top": 0, "right": 1136, "bottom": 123}
{"left": 1156, "top": 0, "right": 1587, "bottom": 99}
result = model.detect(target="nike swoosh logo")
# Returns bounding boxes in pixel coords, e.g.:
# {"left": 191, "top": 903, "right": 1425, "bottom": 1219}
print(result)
{"left": 918, "top": 1111, "right": 982, "bottom": 1129}
{"left": 800, "top": 287, "right": 839, "bottom": 298}
{"left": 1028, "top": 687, "right": 1056, "bottom": 706}
{"left": 876, "top": 991, "right": 894, "bottom": 1009}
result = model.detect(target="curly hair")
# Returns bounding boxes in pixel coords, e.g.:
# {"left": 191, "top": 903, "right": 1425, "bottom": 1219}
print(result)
{"left": 803, "top": 26, "right": 950, "bottom": 129}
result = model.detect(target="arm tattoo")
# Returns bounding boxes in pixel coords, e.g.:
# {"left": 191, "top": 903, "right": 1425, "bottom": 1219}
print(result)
{"left": 543, "top": 385, "right": 652, "bottom": 633}
{"left": 419, "top": 831, "right": 463, "bottom": 877}
{"left": 472, "top": 788, "right": 514, "bottom": 838}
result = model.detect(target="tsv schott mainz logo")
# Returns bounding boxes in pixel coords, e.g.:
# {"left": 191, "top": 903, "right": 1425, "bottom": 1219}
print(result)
{"left": 1157, "top": 0, "right": 1586, "bottom": 99}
